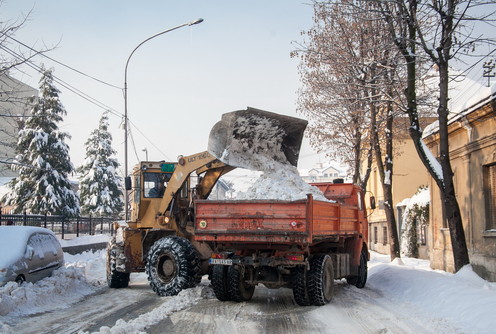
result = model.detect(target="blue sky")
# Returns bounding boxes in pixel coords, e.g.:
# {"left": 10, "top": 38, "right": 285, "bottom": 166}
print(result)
{"left": 2, "top": 1, "right": 320, "bottom": 171}
{"left": 2, "top": 1, "right": 494, "bottom": 175}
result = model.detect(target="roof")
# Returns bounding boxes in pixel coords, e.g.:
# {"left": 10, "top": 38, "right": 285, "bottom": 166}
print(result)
{"left": 423, "top": 79, "right": 494, "bottom": 138}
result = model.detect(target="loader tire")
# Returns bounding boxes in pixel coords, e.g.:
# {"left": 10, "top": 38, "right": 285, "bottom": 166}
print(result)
{"left": 146, "top": 236, "right": 201, "bottom": 296}
{"left": 292, "top": 265, "right": 311, "bottom": 306}
{"left": 211, "top": 265, "right": 230, "bottom": 301}
{"left": 106, "top": 237, "right": 130, "bottom": 289}
{"left": 228, "top": 265, "right": 255, "bottom": 302}
{"left": 347, "top": 247, "right": 368, "bottom": 288}
{"left": 308, "top": 254, "right": 334, "bottom": 306}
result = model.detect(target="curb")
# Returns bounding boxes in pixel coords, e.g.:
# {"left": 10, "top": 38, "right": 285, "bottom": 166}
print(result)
{"left": 62, "top": 242, "right": 108, "bottom": 255}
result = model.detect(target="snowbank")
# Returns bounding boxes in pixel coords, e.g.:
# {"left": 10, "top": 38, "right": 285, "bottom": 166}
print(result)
{"left": 367, "top": 253, "right": 496, "bottom": 334}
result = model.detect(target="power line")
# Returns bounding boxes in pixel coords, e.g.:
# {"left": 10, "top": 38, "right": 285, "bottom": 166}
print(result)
{"left": 0, "top": 42, "right": 174, "bottom": 165}
{"left": 0, "top": 44, "right": 122, "bottom": 118}
{"left": 6, "top": 35, "right": 122, "bottom": 90}
{"left": 128, "top": 119, "right": 172, "bottom": 161}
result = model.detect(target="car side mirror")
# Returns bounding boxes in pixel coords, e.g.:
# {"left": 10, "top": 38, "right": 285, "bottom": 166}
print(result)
{"left": 370, "top": 196, "right": 376, "bottom": 210}
{"left": 125, "top": 176, "right": 132, "bottom": 191}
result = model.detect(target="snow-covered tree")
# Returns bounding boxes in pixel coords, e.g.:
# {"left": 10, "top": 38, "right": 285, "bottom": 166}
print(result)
{"left": 2, "top": 68, "right": 80, "bottom": 216}
{"left": 78, "top": 111, "right": 123, "bottom": 217}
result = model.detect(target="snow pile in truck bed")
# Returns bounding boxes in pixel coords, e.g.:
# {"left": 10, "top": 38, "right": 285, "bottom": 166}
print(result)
{"left": 216, "top": 114, "right": 328, "bottom": 201}
{"left": 235, "top": 162, "right": 328, "bottom": 201}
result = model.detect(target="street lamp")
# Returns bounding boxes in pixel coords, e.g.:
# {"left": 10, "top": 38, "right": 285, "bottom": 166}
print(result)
{"left": 142, "top": 147, "right": 148, "bottom": 161}
{"left": 123, "top": 18, "right": 203, "bottom": 220}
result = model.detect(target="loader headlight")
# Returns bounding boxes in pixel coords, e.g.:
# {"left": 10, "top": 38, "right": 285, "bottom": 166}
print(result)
{"left": 199, "top": 220, "right": 208, "bottom": 229}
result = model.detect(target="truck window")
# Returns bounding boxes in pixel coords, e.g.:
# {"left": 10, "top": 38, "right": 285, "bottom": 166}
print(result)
{"left": 143, "top": 172, "right": 172, "bottom": 198}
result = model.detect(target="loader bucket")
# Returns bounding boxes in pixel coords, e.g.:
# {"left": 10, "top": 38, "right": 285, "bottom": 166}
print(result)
{"left": 208, "top": 107, "right": 308, "bottom": 169}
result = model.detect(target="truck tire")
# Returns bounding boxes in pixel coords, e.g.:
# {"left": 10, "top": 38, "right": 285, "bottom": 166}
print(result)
{"left": 347, "top": 247, "right": 368, "bottom": 288}
{"left": 308, "top": 254, "right": 334, "bottom": 306}
{"left": 212, "top": 265, "right": 230, "bottom": 301}
{"left": 228, "top": 265, "right": 255, "bottom": 302}
{"left": 146, "top": 236, "right": 201, "bottom": 296}
{"left": 106, "top": 237, "right": 130, "bottom": 289}
{"left": 292, "top": 266, "right": 311, "bottom": 306}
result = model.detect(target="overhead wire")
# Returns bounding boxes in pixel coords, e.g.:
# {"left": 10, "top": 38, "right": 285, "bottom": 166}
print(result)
{"left": 6, "top": 35, "right": 123, "bottom": 90}
{"left": 0, "top": 44, "right": 122, "bottom": 118}
{"left": 128, "top": 119, "right": 172, "bottom": 161}
{"left": 2, "top": 37, "right": 179, "bottom": 163}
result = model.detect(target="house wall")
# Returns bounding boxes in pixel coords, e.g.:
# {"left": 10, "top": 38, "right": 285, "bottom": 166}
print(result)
{"left": 365, "top": 135, "right": 431, "bottom": 258}
{"left": 0, "top": 74, "right": 37, "bottom": 177}
{"left": 424, "top": 102, "right": 496, "bottom": 281}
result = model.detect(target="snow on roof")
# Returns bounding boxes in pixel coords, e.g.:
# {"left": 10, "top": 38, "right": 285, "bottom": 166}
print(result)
{"left": 423, "top": 79, "right": 495, "bottom": 138}
{"left": 0, "top": 226, "right": 57, "bottom": 268}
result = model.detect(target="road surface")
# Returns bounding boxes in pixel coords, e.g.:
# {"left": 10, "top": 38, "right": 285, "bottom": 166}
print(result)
{"left": 3, "top": 272, "right": 463, "bottom": 334}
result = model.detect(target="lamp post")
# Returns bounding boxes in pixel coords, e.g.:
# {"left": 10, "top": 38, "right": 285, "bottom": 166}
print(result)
{"left": 124, "top": 18, "right": 203, "bottom": 221}
{"left": 142, "top": 147, "right": 148, "bottom": 161}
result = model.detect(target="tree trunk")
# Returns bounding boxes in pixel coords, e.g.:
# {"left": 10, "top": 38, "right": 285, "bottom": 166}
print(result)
{"left": 369, "top": 73, "right": 401, "bottom": 261}
{"left": 436, "top": 57, "right": 470, "bottom": 271}
{"left": 384, "top": 104, "right": 401, "bottom": 260}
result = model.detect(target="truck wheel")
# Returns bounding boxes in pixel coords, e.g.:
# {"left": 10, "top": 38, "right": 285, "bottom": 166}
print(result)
{"left": 228, "top": 265, "right": 255, "bottom": 302}
{"left": 107, "top": 237, "right": 130, "bottom": 288}
{"left": 292, "top": 266, "right": 311, "bottom": 306}
{"left": 347, "top": 248, "right": 368, "bottom": 288}
{"left": 308, "top": 254, "right": 334, "bottom": 306}
{"left": 146, "top": 236, "right": 201, "bottom": 296}
{"left": 212, "top": 265, "right": 230, "bottom": 301}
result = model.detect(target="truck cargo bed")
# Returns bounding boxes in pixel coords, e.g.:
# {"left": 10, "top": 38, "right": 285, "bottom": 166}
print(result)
{"left": 194, "top": 194, "right": 363, "bottom": 246}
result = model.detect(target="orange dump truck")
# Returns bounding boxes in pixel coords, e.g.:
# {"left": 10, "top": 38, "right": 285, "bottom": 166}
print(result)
{"left": 194, "top": 181, "right": 370, "bottom": 306}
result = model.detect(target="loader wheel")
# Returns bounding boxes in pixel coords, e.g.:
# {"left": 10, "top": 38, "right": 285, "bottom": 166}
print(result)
{"left": 211, "top": 265, "right": 230, "bottom": 301}
{"left": 228, "top": 265, "right": 255, "bottom": 302}
{"left": 308, "top": 254, "right": 334, "bottom": 306}
{"left": 146, "top": 236, "right": 201, "bottom": 296}
{"left": 106, "top": 237, "right": 130, "bottom": 289}
{"left": 292, "top": 265, "right": 311, "bottom": 306}
{"left": 347, "top": 247, "right": 368, "bottom": 288}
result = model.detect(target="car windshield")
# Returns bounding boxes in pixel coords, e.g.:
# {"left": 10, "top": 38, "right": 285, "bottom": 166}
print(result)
{"left": 0, "top": 226, "right": 55, "bottom": 267}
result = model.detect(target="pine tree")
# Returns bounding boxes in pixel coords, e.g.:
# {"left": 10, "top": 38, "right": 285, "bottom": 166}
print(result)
{"left": 78, "top": 111, "right": 123, "bottom": 217}
{"left": 2, "top": 68, "right": 80, "bottom": 216}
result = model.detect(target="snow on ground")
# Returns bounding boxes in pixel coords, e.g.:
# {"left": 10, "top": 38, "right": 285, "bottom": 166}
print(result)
{"left": 1, "top": 235, "right": 495, "bottom": 333}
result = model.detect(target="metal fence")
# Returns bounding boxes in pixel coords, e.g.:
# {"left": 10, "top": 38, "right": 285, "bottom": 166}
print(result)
{"left": 0, "top": 207, "right": 116, "bottom": 239}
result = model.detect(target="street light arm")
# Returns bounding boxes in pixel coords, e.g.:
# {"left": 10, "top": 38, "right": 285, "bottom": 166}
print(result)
{"left": 124, "top": 18, "right": 204, "bottom": 80}
{"left": 123, "top": 18, "right": 203, "bottom": 221}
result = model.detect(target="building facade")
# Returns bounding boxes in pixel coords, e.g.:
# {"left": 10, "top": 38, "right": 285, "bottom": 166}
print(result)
{"left": 0, "top": 74, "right": 37, "bottom": 177}
{"left": 365, "top": 118, "right": 434, "bottom": 257}
{"left": 423, "top": 85, "right": 496, "bottom": 281}
{"left": 300, "top": 163, "right": 346, "bottom": 183}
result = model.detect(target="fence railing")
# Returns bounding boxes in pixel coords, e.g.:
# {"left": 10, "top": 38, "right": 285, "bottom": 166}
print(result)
{"left": 0, "top": 208, "right": 116, "bottom": 239}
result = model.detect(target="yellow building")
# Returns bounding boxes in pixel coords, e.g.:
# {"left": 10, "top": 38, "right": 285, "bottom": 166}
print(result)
{"left": 365, "top": 118, "right": 434, "bottom": 257}
{"left": 423, "top": 85, "right": 496, "bottom": 281}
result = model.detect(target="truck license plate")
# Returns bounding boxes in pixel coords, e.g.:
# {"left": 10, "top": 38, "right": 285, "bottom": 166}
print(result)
{"left": 209, "top": 259, "right": 233, "bottom": 265}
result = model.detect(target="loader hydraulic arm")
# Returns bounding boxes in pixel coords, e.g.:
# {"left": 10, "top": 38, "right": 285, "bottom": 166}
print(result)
{"left": 158, "top": 150, "right": 220, "bottom": 214}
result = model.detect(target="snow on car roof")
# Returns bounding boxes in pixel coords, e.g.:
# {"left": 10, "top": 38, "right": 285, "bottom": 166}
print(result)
{"left": 0, "top": 226, "right": 57, "bottom": 268}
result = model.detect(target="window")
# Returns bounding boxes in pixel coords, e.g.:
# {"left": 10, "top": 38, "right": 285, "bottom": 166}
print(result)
{"left": 383, "top": 226, "right": 388, "bottom": 245}
{"left": 484, "top": 163, "right": 496, "bottom": 231}
{"left": 374, "top": 226, "right": 378, "bottom": 244}
{"left": 143, "top": 172, "right": 172, "bottom": 198}
{"left": 419, "top": 224, "right": 427, "bottom": 245}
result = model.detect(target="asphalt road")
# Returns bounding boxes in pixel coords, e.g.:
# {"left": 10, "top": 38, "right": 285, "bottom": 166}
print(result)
{"left": 6, "top": 274, "right": 460, "bottom": 334}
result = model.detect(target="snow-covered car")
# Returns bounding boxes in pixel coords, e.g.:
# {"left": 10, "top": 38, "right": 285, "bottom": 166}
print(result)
{"left": 0, "top": 226, "right": 64, "bottom": 286}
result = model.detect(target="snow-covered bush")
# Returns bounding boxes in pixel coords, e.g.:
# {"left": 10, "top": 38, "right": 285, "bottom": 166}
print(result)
{"left": 400, "top": 186, "right": 430, "bottom": 258}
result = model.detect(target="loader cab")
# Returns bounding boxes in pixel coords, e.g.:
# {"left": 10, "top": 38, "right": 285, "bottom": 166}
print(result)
{"left": 129, "top": 161, "right": 188, "bottom": 224}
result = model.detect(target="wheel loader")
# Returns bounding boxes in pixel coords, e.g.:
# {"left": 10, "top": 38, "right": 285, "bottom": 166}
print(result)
{"left": 106, "top": 107, "right": 307, "bottom": 296}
